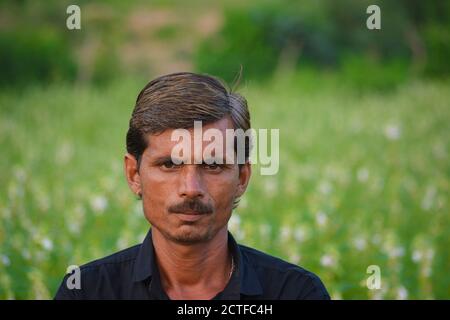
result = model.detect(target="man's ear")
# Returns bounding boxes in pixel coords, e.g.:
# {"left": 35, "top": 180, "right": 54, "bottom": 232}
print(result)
{"left": 236, "top": 162, "right": 252, "bottom": 198}
{"left": 124, "top": 153, "right": 141, "bottom": 197}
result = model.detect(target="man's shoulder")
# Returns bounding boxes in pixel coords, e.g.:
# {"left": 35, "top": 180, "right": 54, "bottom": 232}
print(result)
{"left": 80, "top": 243, "right": 141, "bottom": 271}
{"left": 238, "top": 244, "right": 330, "bottom": 299}
{"left": 239, "top": 243, "right": 305, "bottom": 272}
{"left": 54, "top": 244, "right": 142, "bottom": 299}
{"left": 71, "top": 244, "right": 142, "bottom": 283}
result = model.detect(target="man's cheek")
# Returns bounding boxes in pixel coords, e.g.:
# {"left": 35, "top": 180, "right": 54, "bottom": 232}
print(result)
{"left": 214, "top": 188, "right": 235, "bottom": 211}
{"left": 142, "top": 190, "right": 165, "bottom": 215}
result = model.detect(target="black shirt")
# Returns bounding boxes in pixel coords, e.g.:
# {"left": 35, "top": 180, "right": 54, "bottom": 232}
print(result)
{"left": 54, "top": 228, "right": 330, "bottom": 300}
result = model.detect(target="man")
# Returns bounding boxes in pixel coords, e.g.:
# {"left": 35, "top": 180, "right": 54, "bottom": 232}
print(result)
{"left": 55, "top": 72, "right": 330, "bottom": 300}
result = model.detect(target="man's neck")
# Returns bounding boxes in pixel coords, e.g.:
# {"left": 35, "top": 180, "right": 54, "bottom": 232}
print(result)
{"left": 151, "top": 227, "right": 232, "bottom": 300}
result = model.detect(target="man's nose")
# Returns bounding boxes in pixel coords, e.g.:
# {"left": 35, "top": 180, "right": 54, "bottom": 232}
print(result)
{"left": 177, "top": 165, "right": 205, "bottom": 198}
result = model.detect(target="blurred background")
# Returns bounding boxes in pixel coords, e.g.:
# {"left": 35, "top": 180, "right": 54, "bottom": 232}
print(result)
{"left": 0, "top": 0, "right": 448, "bottom": 299}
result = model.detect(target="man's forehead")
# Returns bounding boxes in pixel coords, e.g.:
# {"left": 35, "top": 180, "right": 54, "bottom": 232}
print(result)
{"left": 145, "top": 116, "right": 234, "bottom": 156}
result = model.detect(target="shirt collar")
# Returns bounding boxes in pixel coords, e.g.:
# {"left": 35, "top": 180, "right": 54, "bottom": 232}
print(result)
{"left": 132, "top": 228, "right": 155, "bottom": 283}
{"left": 228, "top": 229, "right": 263, "bottom": 297}
{"left": 132, "top": 227, "right": 263, "bottom": 298}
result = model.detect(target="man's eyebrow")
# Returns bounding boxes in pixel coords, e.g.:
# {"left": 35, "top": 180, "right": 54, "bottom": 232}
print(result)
{"left": 149, "top": 155, "right": 231, "bottom": 165}
{"left": 149, "top": 155, "right": 175, "bottom": 165}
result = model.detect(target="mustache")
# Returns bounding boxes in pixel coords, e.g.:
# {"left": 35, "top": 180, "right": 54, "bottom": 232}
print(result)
{"left": 168, "top": 199, "right": 213, "bottom": 214}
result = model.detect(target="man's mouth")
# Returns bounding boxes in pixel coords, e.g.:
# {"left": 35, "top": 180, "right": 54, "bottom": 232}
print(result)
{"left": 174, "top": 212, "right": 207, "bottom": 222}
{"left": 177, "top": 211, "right": 203, "bottom": 215}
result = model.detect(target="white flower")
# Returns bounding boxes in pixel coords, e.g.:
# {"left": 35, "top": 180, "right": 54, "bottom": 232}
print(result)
{"left": 316, "top": 211, "right": 328, "bottom": 227}
{"left": 384, "top": 124, "right": 401, "bottom": 140}
{"left": 41, "top": 238, "right": 53, "bottom": 251}
{"left": 1, "top": 254, "right": 11, "bottom": 266}
{"left": 421, "top": 186, "right": 436, "bottom": 211}
{"left": 396, "top": 286, "right": 408, "bottom": 300}
{"left": 294, "top": 226, "right": 306, "bottom": 243}
{"left": 90, "top": 195, "right": 108, "bottom": 214}
{"left": 353, "top": 236, "right": 367, "bottom": 251}
{"left": 357, "top": 168, "right": 369, "bottom": 183}
{"left": 280, "top": 225, "right": 291, "bottom": 242}
{"left": 289, "top": 253, "right": 301, "bottom": 264}
{"left": 412, "top": 250, "right": 422, "bottom": 263}
{"left": 228, "top": 214, "right": 241, "bottom": 232}
{"left": 320, "top": 254, "right": 336, "bottom": 267}
{"left": 318, "top": 181, "right": 332, "bottom": 195}
{"left": 259, "top": 223, "right": 271, "bottom": 239}
{"left": 68, "top": 221, "right": 81, "bottom": 235}
{"left": 388, "top": 246, "right": 405, "bottom": 259}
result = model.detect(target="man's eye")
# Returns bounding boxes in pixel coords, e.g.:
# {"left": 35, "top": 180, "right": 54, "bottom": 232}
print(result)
{"left": 161, "top": 161, "right": 180, "bottom": 169}
{"left": 203, "top": 163, "right": 222, "bottom": 171}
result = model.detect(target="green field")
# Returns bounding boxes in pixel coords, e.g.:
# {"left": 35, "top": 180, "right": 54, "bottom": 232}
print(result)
{"left": 0, "top": 72, "right": 448, "bottom": 299}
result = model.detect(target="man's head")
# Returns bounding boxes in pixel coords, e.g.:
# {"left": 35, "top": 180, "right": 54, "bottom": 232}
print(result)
{"left": 124, "top": 72, "right": 252, "bottom": 245}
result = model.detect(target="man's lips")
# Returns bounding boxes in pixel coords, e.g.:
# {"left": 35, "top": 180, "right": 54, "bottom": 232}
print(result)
{"left": 174, "top": 211, "right": 202, "bottom": 215}
{"left": 173, "top": 212, "right": 208, "bottom": 222}
{"left": 173, "top": 211, "right": 212, "bottom": 222}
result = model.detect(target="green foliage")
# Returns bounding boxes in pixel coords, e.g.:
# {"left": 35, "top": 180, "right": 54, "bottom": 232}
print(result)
{"left": 0, "top": 28, "right": 77, "bottom": 87}
{"left": 0, "top": 0, "right": 124, "bottom": 87}
{"left": 195, "top": 3, "right": 338, "bottom": 83}
{"left": 195, "top": 0, "right": 449, "bottom": 84}
{"left": 339, "top": 56, "right": 410, "bottom": 92}
{"left": 0, "top": 75, "right": 448, "bottom": 299}
{"left": 423, "top": 24, "right": 450, "bottom": 76}
{"left": 0, "top": 0, "right": 448, "bottom": 299}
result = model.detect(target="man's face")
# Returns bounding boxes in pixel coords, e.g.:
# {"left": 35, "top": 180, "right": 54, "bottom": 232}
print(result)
{"left": 125, "top": 116, "right": 251, "bottom": 244}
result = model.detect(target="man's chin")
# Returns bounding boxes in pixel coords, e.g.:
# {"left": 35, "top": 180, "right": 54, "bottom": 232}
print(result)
{"left": 166, "top": 225, "right": 214, "bottom": 245}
